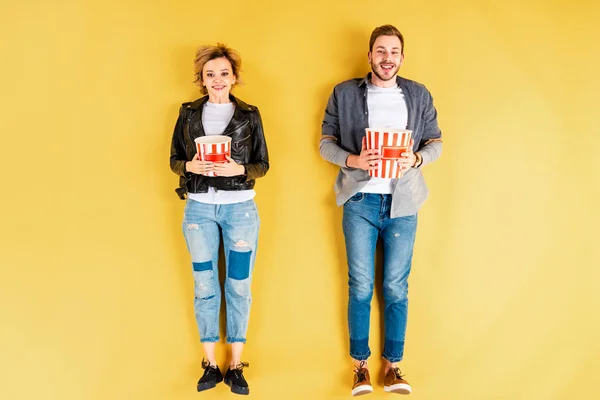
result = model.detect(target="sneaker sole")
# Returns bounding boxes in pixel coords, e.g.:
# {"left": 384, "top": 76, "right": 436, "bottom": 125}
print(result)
{"left": 352, "top": 384, "right": 373, "bottom": 396}
{"left": 384, "top": 383, "right": 412, "bottom": 394}
{"left": 197, "top": 381, "right": 217, "bottom": 392}
{"left": 197, "top": 375, "right": 223, "bottom": 392}
{"left": 224, "top": 379, "right": 249, "bottom": 395}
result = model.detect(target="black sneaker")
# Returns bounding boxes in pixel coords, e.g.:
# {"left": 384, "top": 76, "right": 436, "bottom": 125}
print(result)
{"left": 196, "top": 359, "right": 223, "bottom": 392}
{"left": 224, "top": 362, "right": 250, "bottom": 395}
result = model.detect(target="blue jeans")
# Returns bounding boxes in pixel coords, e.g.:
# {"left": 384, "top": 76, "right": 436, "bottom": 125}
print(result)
{"left": 182, "top": 199, "right": 260, "bottom": 343}
{"left": 343, "top": 193, "right": 417, "bottom": 363}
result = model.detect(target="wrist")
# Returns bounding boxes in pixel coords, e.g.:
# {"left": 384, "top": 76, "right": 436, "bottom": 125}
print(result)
{"left": 412, "top": 152, "right": 422, "bottom": 168}
{"left": 346, "top": 154, "right": 356, "bottom": 168}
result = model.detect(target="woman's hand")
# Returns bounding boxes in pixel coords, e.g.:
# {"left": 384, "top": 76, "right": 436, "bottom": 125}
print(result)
{"left": 185, "top": 153, "right": 214, "bottom": 175}
{"left": 213, "top": 155, "right": 245, "bottom": 177}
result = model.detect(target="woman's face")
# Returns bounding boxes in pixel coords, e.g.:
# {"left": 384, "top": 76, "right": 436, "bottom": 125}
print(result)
{"left": 201, "top": 57, "right": 236, "bottom": 99}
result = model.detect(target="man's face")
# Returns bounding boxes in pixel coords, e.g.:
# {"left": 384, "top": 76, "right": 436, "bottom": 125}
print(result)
{"left": 368, "top": 35, "right": 403, "bottom": 85}
{"left": 201, "top": 57, "right": 236, "bottom": 98}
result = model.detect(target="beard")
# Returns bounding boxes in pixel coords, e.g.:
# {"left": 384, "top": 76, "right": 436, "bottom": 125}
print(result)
{"left": 371, "top": 61, "right": 399, "bottom": 82}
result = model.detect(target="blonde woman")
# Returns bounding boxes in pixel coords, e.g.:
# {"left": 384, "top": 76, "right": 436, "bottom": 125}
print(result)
{"left": 170, "top": 43, "right": 269, "bottom": 395}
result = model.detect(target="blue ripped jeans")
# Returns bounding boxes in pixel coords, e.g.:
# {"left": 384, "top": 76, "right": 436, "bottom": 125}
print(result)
{"left": 182, "top": 199, "right": 259, "bottom": 343}
{"left": 343, "top": 193, "right": 417, "bottom": 363}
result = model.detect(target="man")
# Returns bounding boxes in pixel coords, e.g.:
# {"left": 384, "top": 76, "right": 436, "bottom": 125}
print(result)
{"left": 320, "top": 24, "right": 443, "bottom": 396}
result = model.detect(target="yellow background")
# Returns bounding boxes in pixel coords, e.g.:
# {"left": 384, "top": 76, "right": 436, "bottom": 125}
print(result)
{"left": 1, "top": 0, "right": 599, "bottom": 399}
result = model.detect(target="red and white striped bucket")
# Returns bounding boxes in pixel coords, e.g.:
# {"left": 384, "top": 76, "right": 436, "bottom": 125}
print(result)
{"left": 364, "top": 128, "right": 412, "bottom": 178}
{"left": 194, "top": 135, "right": 232, "bottom": 177}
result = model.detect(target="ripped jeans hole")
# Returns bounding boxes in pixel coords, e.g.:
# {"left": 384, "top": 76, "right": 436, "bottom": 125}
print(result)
{"left": 187, "top": 223, "right": 199, "bottom": 230}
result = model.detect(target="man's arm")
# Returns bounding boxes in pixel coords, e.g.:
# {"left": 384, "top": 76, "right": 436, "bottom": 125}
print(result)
{"left": 414, "top": 88, "right": 443, "bottom": 169}
{"left": 320, "top": 88, "right": 381, "bottom": 170}
{"left": 319, "top": 89, "right": 352, "bottom": 167}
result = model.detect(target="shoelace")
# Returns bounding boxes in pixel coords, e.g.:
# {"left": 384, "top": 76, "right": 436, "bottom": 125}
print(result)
{"left": 354, "top": 360, "right": 368, "bottom": 382}
{"left": 201, "top": 358, "right": 218, "bottom": 371}
{"left": 231, "top": 362, "right": 249, "bottom": 379}
{"left": 392, "top": 367, "right": 404, "bottom": 380}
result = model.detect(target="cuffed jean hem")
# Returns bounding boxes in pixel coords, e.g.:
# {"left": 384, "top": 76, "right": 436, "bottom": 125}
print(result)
{"left": 350, "top": 350, "right": 371, "bottom": 361}
{"left": 382, "top": 353, "right": 403, "bottom": 363}
{"left": 200, "top": 336, "right": 220, "bottom": 343}
{"left": 226, "top": 337, "right": 247, "bottom": 344}
{"left": 350, "top": 338, "right": 371, "bottom": 360}
{"left": 382, "top": 339, "right": 405, "bottom": 363}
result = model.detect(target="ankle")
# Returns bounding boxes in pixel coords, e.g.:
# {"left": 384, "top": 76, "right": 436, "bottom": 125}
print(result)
{"left": 230, "top": 361, "right": 249, "bottom": 369}
{"left": 202, "top": 358, "right": 217, "bottom": 368}
{"left": 384, "top": 362, "right": 398, "bottom": 373}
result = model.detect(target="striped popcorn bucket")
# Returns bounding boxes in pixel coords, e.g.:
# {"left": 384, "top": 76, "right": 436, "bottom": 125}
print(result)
{"left": 365, "top": 128, "right": 412, "bottom": 178}
{"left": 194, "top": 135, "right": 232, "bottom": 177}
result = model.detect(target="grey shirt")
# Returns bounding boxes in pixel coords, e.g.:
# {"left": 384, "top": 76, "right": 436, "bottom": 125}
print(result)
{"left": 320, "top": 73, "right": 443, "bottom": 218}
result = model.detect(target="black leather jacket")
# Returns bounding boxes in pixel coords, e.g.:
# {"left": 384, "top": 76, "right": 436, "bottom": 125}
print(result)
{"left": 170, "top": 95, "right": 269, "bottom": 199}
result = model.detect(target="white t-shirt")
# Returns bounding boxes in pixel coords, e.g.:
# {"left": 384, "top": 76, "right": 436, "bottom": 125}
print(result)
{"left": 360, "top": 82, "right": 408, "bottom": 194}
{"left": 188, "top": 101, "right": 256, "bottom": 204}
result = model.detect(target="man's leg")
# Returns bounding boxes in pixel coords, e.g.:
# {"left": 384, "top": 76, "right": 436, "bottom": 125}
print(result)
{"left": 343, "top": 193, "right": 381, "bottom": 360}
{"left": 343, "top": 193, "right": 382, "bottom": 396}
{"left": 381, "top": 209, "right": 417, "bottom": 394}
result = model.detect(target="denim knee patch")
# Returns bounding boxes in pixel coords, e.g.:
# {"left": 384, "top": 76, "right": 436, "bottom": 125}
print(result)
{"left": 228, "top": 250, "right": 252, "bottom": 280}
{"left": 192, "top": 261, "right": 212, "bottom": 272}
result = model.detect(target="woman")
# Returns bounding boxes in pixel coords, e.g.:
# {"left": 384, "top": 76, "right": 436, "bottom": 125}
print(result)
{"left": 169, "top": 43, "right": 269, "bottom": 395}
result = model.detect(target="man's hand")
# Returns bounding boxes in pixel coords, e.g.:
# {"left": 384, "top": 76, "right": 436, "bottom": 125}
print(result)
{"left": 213, "top": 155, "right": 245, "bottom": 177}
{"left": 397, "top": 138, "right": 416, "bottom": 172}
{"left": 347, "top": 138, "right": 381, "bottom": 171}
{"left": 186, "top": 153, "right": 214, "bottom": 175}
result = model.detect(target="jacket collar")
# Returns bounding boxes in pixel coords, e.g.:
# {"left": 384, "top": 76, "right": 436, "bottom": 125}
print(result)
{"left": 186, "top": 94, "right": 253, "bottom": 111}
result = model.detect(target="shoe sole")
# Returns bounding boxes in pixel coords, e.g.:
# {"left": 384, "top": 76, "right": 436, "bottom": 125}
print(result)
{"left": 384, "top": 383, "right": 412, "bottom": 394}
{"left": 224, "top": 379, "right": 249, "bottom": 395}
{"left": 352, "top": 384, "right": 373, "bottom": 396}
{"left": 197, "top": 377, "right": 223, "bottom": 392}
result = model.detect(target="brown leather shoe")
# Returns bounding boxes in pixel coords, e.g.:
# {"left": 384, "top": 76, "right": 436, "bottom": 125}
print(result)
{"left": 384, "top": 367, "right": 411, "bottom": 394}
{"left": 352, "top": 361, "right": 373, "bottom": 396}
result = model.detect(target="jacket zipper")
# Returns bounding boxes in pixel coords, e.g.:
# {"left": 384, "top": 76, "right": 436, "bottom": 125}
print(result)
{"left": 223, "top": 120, "right": 249, "bottom": 136}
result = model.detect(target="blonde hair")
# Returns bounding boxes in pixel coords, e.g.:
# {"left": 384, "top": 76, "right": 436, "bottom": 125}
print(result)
{"left": 193, "top": 43, "right": 242, "bottom": 94}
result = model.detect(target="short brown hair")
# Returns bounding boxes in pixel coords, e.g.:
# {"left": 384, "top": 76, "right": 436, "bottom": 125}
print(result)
{"left": 193, "top": 43, "right": 242, "bottom": 94}
{"left": 369, "top": 25, "right": 404, "bottom": 54}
